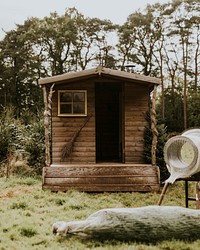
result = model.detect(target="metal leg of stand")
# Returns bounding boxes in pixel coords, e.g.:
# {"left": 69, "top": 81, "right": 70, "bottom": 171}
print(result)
{"left": 185, "top": 180, "right": 188, "bottom": 208}
{"left": 157, "top": 182, "right": 170, "bottom": 206}
{"left": 196, "top": 182, "right": 200, "bottom": 209}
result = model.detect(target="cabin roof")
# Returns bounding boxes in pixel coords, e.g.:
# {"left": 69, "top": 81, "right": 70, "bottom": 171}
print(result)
{"left": 38, "top": 66, "right": 161, "bottom": 86}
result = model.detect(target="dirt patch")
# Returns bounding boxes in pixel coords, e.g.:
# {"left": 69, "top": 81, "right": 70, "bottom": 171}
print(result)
{"left": 0, "top": 186, "right": 35, "bottom": 199}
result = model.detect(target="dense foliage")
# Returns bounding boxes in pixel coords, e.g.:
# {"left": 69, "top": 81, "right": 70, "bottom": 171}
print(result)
{"left": 0, "top": 0, "right": 199, "bottom": 178}
{"left": 0, "top": 0, "right": 199, "bottom": 119}
{"left": 0, "top": 108, "right": 44, "bottom": 176}
{"left": 143, "top": 113, "right": 169, "bottom": 183}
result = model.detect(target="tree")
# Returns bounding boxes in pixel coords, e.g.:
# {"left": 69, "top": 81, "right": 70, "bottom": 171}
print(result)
{"left": 0, "top": 27, "right": 42, "bottom": 115}
{"left": 71, "top": 14, "right": 117, "bottom": 70}
{"left": 164, "top": 0, "right": 200, "bottom": 129}
{"left": 117, "top": 6, "right": 163, "bottom": 75}
{"left": 157, "top": 86, "right": 184, "bottom": 132}
{"left": 0, "top": 0, "right": 199, "bottom": 133}
{"left": 187, "top": 88, "right": 200, "bottom": 128}
{"left": 35, "top": 10, "right": 78, "bottom": 75}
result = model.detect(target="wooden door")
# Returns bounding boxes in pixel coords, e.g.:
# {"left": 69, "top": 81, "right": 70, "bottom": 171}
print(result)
{"left": 95, "top": 83, "right": 123, "bottom": 162}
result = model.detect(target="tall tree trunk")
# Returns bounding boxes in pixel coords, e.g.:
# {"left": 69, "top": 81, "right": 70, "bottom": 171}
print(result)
{"left": 194, "top": 31, "right": 199, "bottom": 91}
{"left": 183, "top": 39, "right": 188, "bottom": 130}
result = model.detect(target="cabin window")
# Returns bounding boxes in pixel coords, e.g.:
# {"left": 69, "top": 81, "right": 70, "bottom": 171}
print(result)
{"left": 58, "top": 90, "right": 87, "bottom": 116}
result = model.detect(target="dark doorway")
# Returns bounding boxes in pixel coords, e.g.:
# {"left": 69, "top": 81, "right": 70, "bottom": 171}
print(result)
{"left": 95, "top": 83, "right": 123, "bottom": 162}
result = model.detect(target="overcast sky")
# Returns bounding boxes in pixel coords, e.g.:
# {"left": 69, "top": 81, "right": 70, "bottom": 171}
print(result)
{"left": 0, "top": 0, "right": 169, "bottom": 39}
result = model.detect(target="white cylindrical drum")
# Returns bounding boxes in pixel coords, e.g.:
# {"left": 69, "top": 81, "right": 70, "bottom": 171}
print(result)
{"left": 164, "top": 129, "right": 200, "bottom": 183}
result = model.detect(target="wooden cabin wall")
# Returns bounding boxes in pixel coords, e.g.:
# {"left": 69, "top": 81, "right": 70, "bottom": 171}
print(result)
{"left": 124, "top": 83, "right": 149, "bottom": 163}
{"left": 51, "top": 79, "right": 150, "bottom": 165}
{"left": 51, "top": 80, "right": 96, "bottom": 164}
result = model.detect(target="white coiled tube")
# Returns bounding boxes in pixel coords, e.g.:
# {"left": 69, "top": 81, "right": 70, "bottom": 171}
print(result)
{"left": 164, "top": 129, "right": 200, "bottom": 183}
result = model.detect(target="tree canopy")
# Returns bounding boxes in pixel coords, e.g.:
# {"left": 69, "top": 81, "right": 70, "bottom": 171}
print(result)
{"left": 0, "top": 0, "right": 199, "bottom": 131}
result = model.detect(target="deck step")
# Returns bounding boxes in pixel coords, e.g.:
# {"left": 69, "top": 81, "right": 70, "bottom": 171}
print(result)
{"left": 42, "top": 164, "right": 160, "bottom": 192}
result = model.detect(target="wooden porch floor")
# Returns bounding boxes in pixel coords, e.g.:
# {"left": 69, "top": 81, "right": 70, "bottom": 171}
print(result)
{"left": 42, "top": 163, "right": 160, "bottom": 192}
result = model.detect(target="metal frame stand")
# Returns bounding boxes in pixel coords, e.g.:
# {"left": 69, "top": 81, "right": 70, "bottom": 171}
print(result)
{"left": 158, "top": 179, "right": 200, "bottom": 209}
{"left": 185, "top": 180, "right": 200, "bottom": 209}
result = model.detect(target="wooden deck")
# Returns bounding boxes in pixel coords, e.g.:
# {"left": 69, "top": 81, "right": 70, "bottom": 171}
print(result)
{"left": 42, "top": 164, "right": 160, "bottom": 192}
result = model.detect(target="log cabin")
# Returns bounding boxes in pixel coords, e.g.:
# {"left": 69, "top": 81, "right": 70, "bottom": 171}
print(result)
{"left": 39, "top": 66, "right": 161, "bottom": 192}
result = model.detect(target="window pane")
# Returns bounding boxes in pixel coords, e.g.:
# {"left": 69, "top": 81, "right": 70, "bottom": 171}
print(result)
{"left": 58, "top": 90, "right": 87, "bottom": 116}
{"left": 73, "top": 103, "right": 85, "bottom": 114}
{"left": 60, "top": 92, "right": 72, "bottom": 102}
{"left": 60, "top": 104, "right": 72, "bottom": 114}
{"left": 73, "top": 92, "right": 85, "bottom": 102}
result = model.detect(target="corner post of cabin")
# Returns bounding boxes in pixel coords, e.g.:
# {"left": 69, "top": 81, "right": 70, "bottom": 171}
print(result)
{"left": 151, "top": 85, "right": 158, "bottom": 166}
{"left": 43, "top": 84, "right": 54, "bottom": 167}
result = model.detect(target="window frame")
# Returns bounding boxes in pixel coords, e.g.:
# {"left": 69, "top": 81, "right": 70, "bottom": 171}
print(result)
{"left": 58, "top": 90, "right": 87, "bottom": 117}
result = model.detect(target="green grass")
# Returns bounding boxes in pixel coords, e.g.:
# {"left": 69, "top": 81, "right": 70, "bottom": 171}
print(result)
{"left": 0, "top": 176, "right": 199, "bottom": 250}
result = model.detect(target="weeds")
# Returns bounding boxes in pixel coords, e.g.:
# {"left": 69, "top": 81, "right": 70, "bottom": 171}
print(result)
{"left": 11, "top": 201, "right": 28, "bottom": 210}
{"left": 0, "top": 176, "right": 199, "bottom": 250}
{"left": 20, "top": 227, "right": 37, "bottom": 237}
{"left": 0, "top": 107, "right": 45, "bottom": 177}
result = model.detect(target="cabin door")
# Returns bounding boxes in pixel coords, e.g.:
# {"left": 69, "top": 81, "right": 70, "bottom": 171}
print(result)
{"left": 95, "top": 83, "right": 123, "bottom": 162}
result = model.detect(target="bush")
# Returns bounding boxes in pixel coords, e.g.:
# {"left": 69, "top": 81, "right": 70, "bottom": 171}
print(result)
{"left": 143, "top": 113, "right": 169, "bottom": 183}
{"left": 0, "top": 107, "right": 26, "bottom": 162}
{"left": 24, "top": 119, "right": 45, "bottom": 174}
{"left": 0, "top": 107, "right": 45, "bottom": 176}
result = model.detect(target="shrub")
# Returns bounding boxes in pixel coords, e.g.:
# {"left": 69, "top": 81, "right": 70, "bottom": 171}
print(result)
{"left": 0, "top": 107, "right": 25, "bottom": 162}
{"left": 0, "top": 107, "right": 28, "bottom": 178}
{"left": 0, "top": 107, "right": 45, "bottom": 176}
{"left": 143, "top": 113, "right": 169, "bottom": 183}
{"left": 24, "top": 119, "right": 45, "bottom": 175}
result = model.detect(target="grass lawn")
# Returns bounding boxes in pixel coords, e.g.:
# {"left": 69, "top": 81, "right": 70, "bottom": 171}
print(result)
{"left": 0, "top": 176, "right": 200, "bottom": 250}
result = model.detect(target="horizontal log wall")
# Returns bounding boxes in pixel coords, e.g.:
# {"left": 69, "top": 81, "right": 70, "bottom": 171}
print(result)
{"left": 44, "top": 79, "right": 159, "bottom": 192}
{"left": 43, "top": 164, "right": 160, "bottom": 192}
{"left": 51, "top": 80, "right": 96, "bottom": 164}
{"left": 51, "top": 80, "right": 150, "bottom": 165}
{"left": 124, "top": 83, "right": 149, "bottom": 163}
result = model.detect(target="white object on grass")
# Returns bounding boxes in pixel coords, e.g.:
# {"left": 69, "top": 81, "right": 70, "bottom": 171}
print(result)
{"left": 52, "top": 206, "right": 200, "bottom": 242}
{"left": 164, "top": 128, "right": 200, "bottom": 183}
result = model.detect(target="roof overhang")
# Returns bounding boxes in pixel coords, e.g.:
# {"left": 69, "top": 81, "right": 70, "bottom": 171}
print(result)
{"left": 38, "top": 66, "right": 161, "bottom": 86}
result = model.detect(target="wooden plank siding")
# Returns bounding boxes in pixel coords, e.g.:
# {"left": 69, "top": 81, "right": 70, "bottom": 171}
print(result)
{"left": 42, "top": 164, "right": 160, "bottom": 192}
{"left": 46, "top": 78, "right": 159, "bottom": 192}
{"left": 51, "top": 80, "right": 96, "bottom": 164}
{"left": 51, "top": 80, "right": 150, "bottom": 165}
{"left": 124, "top": 83, "right": 149, "bottom": 163}
{"left": 40, "top": 67, "right": 160, "bottom": 192}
